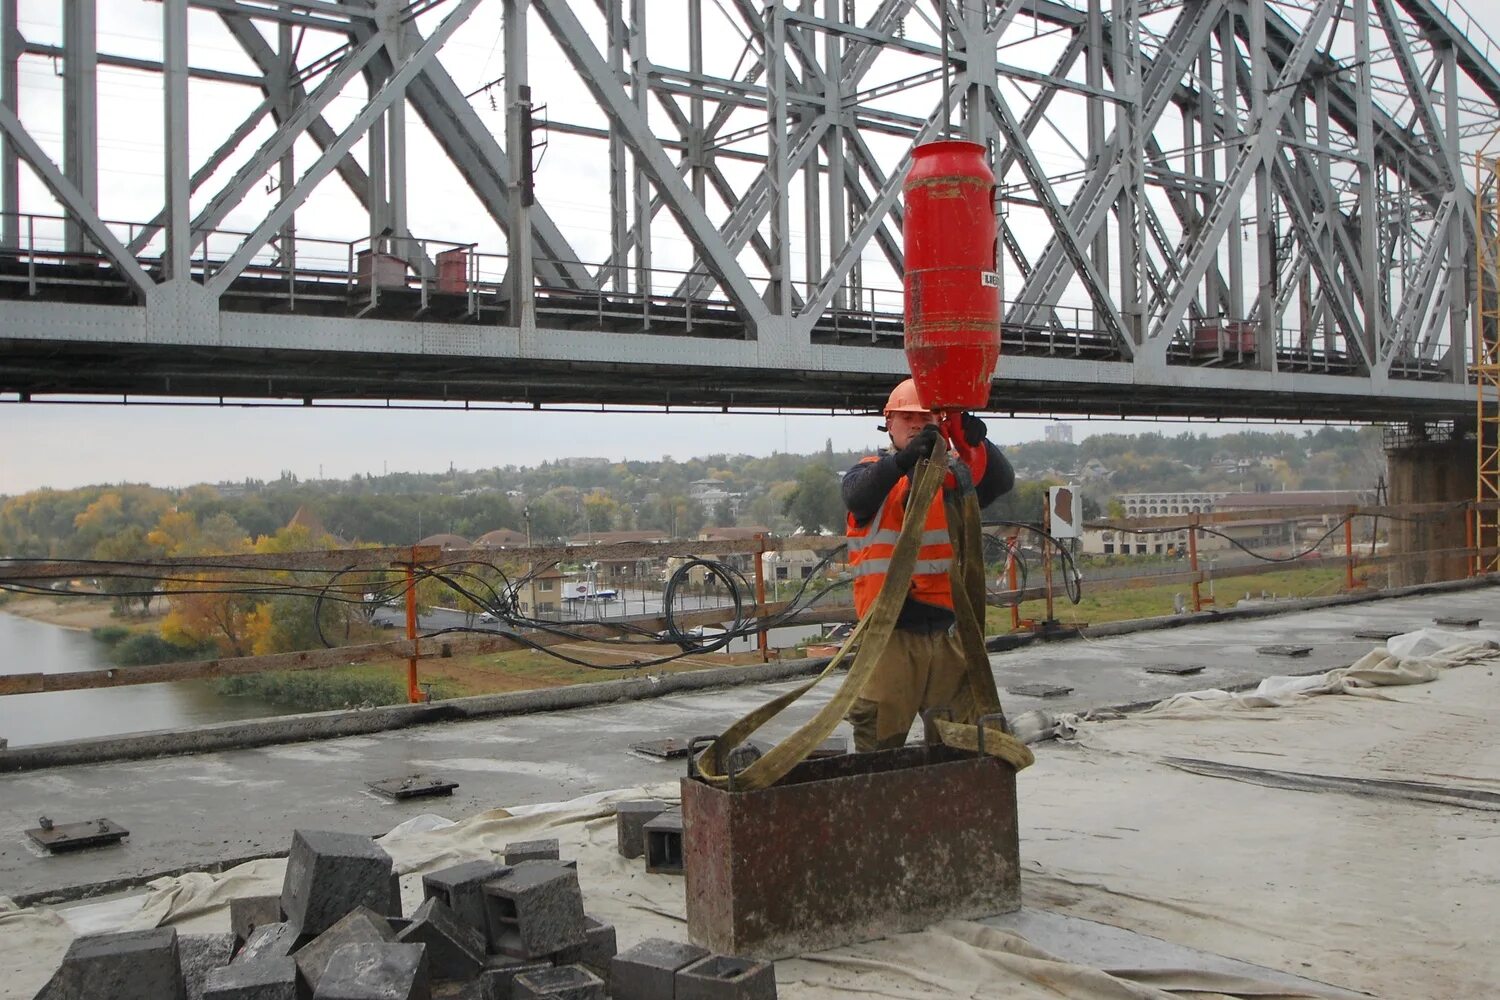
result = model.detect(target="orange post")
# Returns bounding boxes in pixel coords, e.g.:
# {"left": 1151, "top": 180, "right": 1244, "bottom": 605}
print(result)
{"left": 1468, "top": 503, "right": 1478, "bottom": 578}
{"left": 1188, "top": 514, "right": 1203, "bottom": 612}
{"left": 1007, "top": 530, "right": 1021, "bottom": 631}
{"left": 1042, "top": 504, "right": 1055, "bottom": 626}
{"left": 404, "top": 560, "right": 422, "bottom": 703}
{"left": 1344, "top": 507, "right": 1357, "bottom": 591}
{"left": 754, "top": 533, "right": 769, "bottom": 662}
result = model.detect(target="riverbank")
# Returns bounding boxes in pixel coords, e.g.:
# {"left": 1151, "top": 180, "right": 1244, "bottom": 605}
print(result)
{"left": 0, "top": 595, "right": 162, "bottom": 632}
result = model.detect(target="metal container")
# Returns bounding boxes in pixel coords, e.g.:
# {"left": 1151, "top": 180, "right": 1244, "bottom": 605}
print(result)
{"left": 682, "top": 744, "right": 1020, "bottom": 958}
{"left": 902, "top": 140, "right": 1000, "bottom": 411}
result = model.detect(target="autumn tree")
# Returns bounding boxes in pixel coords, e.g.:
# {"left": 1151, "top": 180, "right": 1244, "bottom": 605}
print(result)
{"left": 783, "top": 465, "right": 843, "bottom": 533}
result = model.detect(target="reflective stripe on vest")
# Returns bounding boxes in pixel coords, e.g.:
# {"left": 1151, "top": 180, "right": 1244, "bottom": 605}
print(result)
{"left": 846, "top": 456, "right": 954, "bottom": 619}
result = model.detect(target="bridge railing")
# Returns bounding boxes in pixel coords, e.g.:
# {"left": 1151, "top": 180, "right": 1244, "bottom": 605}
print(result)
{"left": 0, "top": 210, "right": 1452, "bottom": 376}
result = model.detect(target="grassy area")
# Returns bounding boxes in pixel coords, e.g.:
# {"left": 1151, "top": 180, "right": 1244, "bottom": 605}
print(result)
{"left": 987, "top": 564, "right": 1361, "bottom": 630}
{"left": 215, "top": 667, "right": 428, "bottom": 711}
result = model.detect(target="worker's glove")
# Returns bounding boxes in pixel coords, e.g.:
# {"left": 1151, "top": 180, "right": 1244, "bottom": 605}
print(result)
{"left": 894, "top": 424, "right": 941, "bottom": 472}
{"left": 961, "top": 413, "right": 987, "bottom": 446}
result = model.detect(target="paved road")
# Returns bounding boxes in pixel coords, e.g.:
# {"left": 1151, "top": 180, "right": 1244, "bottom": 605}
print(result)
{"left": 0, "top": 585, "right": 1493, "bottom": 902}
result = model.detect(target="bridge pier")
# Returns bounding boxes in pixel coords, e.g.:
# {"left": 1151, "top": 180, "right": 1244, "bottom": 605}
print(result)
{"left": 1384, "top": 421, "right": 1475, "bottom": 587}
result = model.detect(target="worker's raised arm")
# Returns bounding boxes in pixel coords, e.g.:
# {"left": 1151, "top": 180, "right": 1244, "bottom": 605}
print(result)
{"left": 842, "top": 455, "right": 903, "bottom": 524}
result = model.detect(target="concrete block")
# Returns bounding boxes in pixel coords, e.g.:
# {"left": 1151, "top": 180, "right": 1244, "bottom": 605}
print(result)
{"left": 644, "top": 808, "right": 685, "bottom": 875}
{"left": 614, "top": 801, "right": 666, "bottom": 859}
{"left": 502, "top": 839, "right": 559, "bottom": 865}
{"left": 421, "top": 860, "right": 509, "bottom": 936}
{"left": 294, "top": 906, "right": 396, "bottom": 993}
{"left": 477, "top": 956, "right": 550, "bottom": 1000}
{"left": 238, "top": 923, "right": 302, "bottom": 964}
{"left": 389, "top": 872, "right": 405, "bottom": 920}
{"left": 610, "top": 938, "right": 708, "bottom": 1000}
{"left": 312, "top": 943, "right": 429, "bottom": 1000}
{"left": 281, "top": 829, "right": 397, "bottom": 936}
{"left": 398, "top": 897, "right": 485, "bottom": 982}
{"left": 676, "top": 955, "right": 777, "bottom": 1000}
{"left": 202, "top": 958, "right": 301, "bottom": 1000}
{"left": 182, "top": 932, "right": 238, "bottom": 1000}
{"left": 40, "top": 927, "right": 186, "bottom": 1000}
{"left": 512, "top": 965, "right": 605, "bottom": 1000}
{"left": 481, "top": 864, "right": 586, "bottom": 959}
{"left": 232, "top": 896, "right": 285, "bottom": 949}
{"left": 549, "top": 916, "right": 615, "bottom": 985}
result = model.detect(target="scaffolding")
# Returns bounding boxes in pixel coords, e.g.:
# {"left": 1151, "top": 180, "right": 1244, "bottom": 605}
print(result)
{"left": 1474, "top": 147, "right": 1500, "bottom": 574}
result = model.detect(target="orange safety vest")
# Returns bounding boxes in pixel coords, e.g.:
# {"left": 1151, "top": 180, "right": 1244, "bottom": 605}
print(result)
{"left": 846, "top": 456, "right": 954, "bottom": 619}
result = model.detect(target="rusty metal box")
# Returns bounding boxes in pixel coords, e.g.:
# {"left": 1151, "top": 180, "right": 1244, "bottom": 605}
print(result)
{"left": 682, "top": 744, "right": 1020, "bottom": 958}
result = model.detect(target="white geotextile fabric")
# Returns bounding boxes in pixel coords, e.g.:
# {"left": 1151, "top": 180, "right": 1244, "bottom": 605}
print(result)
{"left": 0, "top": 784, "right": 1338, "bottom": 1000}
{"left": 1032, "top": 636, "right": 1500, "bottom": 998}
{"left": 6, "top": 633, "right": 1498, "bottom": 999}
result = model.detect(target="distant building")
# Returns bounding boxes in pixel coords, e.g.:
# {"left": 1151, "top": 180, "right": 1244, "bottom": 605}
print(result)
{"left": 416, "top": 533, "right": 470, "bottom": 550}
{"left": 1044, "top": 423, "right": 1074, "bottom": 444}
{"left": 555, "top": 457, "right": 610, "bottom": 469}
{"left": 1079, "top": 526, "right": 1228, "bottom": 557}
{"left": 688, "top": 478, "right": 739, "bottom": 515}
{"left": 566, "top": 529, "right": 669, "bottom": 581}
{"left": 1116, "top": 492, "right": 1229, "bottom": 517}
{"left": 474, "top": 528, "right": 528, "bottom": 548}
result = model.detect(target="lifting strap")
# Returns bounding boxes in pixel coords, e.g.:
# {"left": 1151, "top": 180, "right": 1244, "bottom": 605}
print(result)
{"left": 694, "top": 437, "right": 1034, "bottom": 791}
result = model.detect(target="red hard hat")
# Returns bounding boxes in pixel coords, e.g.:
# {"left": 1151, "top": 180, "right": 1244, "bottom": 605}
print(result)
{"left": 882, "top": 378, "right": 931, "bottom": 418}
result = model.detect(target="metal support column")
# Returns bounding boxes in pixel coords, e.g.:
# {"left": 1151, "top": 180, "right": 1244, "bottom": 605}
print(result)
{"left": 630, "top": 0, "right": 651, "bottom": 297}
{"left": 1249, "top": 0, "right": 1276, "bottom": 361}
{"left": 1086, "top": 0, "right": 1108, "bottom": 290}
{"left": 0, "top": 0, "right": 17, "bottom": 250}
{"left": 1353, "top": 0, "right": 1382, "bottom": 365}
{"left": 163, "top": 0, "right": 190, "bottom": 282}
{"left": 276, "top": 23, "right": 296, "bottom": 271}
{"left": 823, "top": 0, "right": 845, "bottom": 310}
{"left": 63, "top": 0, "right": 97, "bottom": 254}
{"left": 505, "top": 0, "right": 534, "bottom": 328}
{"left": 1221, "top": 9, "right": 1242, "bottom": 318}
{"left": 766, "top": 3, "right": 791, "bottom": 314}
{"left": 1111, "top": 0, "right": 1144, "bottom": 347}
{"left": 1444, "top": 46, "right": 1467, "bottom": 381}
{"left": 607, "top": 0, "right": 627, "bottom": 293}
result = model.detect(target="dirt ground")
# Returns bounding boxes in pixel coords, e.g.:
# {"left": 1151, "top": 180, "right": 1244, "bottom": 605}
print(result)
{"left": 0, "top": 595, "right": 160, "bottom": 632}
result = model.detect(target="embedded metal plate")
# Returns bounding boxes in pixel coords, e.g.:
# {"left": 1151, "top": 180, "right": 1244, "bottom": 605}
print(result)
{"left": 1434, "top": 616, "right": 1481, "bottom": 628}
{"left": 368, "top": 775, "right": 459, "bottom": 800}
{"left": 1353, "top": 630, "right": 1401, "bottom": 641}
{"left": 1007, "top": 682, "right": 1074, "bottom": 698}
{"left": 1144, "top": 664, "right": 1205, "bottom": 676}
{"left": 1257, "top": 644, "right": 1313, "bottom": 657}
{"left": 631, "top": 737, "right": 693, "bottom": 759}
{"left": 26, "top": 817, "right": 129, "bottom": 853}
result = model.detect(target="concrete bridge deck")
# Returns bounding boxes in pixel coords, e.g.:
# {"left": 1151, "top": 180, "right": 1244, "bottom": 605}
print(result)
{"left": 1, "top": 582, "right": 1494, "bottom": 904}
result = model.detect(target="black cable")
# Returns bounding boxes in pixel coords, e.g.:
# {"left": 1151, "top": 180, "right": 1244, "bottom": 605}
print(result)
{"left": 984, "top": 520, "right": 1082, "bottom": 604}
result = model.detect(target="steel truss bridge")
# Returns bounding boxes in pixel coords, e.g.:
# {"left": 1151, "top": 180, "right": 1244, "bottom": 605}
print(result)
{"left": 2, "top": 0, "right": 1499, "bottom": 421}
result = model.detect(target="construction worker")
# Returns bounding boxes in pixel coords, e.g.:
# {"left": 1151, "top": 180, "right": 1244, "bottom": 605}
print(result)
{"left": 842, "top": 378, "right": 1014, "bottom": 752}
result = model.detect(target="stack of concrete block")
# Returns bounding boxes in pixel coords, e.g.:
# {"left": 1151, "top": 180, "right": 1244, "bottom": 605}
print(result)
{"left": 32, "top": 821, "right": 774, "bottom": 1000}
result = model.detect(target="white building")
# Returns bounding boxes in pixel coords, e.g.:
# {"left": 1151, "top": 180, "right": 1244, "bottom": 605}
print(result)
{"left": 1116, "top": 491, "right": 1229, "bottom": 517}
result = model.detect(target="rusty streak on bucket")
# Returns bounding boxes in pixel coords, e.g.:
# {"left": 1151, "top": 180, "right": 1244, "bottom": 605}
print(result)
{"left": 682, "top": 744, "right": 1021, "bottom": 958}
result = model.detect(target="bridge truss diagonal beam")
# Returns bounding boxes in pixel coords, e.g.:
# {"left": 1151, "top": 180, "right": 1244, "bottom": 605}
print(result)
{"left": 1, "top": 0, "right": 1499, "bottom": 420}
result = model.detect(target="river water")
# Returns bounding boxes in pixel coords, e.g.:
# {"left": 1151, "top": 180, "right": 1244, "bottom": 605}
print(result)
{"left": 0, "top": 612, "right": 282, "bottom": 748}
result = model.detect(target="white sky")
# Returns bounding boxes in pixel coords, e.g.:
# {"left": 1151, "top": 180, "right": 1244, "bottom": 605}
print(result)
{"left": 2, "top": 1, "right": 1496, "bottom": 494}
